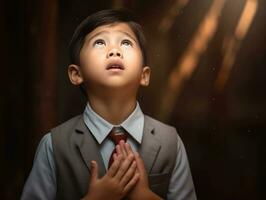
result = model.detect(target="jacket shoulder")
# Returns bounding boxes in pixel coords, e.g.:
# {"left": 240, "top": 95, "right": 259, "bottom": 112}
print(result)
{"left": 144, "top": 115, "right": 180, "bottom": 149}
{"left": 51, "top": 115, "right": 83, "bottom": 137}
{"left": 144, "top": 115, "right": 177, "bottom": 133}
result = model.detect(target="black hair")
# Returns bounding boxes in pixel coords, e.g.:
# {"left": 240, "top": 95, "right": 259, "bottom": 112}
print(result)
{"left": 69, "top": 9, "right": 148, "bottom": 66}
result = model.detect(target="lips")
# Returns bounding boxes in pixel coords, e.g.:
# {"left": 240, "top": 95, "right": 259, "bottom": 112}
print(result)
{"left": 106, "top": 61, "right": 125, "bottom": 70}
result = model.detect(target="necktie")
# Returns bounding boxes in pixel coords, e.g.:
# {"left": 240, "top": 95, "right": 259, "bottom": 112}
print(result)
{"left": 108, "top": 126, "right": 128, "bottom": 168}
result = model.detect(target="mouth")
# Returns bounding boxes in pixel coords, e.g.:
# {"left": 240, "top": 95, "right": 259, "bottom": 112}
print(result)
{"left": 106, "top": 61, "right": 125, "bottom": 70}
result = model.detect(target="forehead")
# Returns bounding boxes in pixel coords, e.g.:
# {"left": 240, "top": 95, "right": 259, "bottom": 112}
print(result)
{"left": 85, "top": 22, "right": 137, "bottom": 41}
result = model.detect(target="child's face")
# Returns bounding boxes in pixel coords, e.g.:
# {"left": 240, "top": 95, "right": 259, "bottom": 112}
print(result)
{"left": 69, "top": 22, "right": 150, "bottom": 94}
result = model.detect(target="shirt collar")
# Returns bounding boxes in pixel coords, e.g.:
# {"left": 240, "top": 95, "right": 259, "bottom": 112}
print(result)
{"left": 83, "top": 102, "right": 144, "bottom": 144}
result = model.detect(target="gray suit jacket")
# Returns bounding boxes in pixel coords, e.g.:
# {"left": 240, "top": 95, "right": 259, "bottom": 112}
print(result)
{"left": 51, "top": 115, "right": 179, "bottom": 200}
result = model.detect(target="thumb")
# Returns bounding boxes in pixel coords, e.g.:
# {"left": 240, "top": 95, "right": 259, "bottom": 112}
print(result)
{"left": 90, "top": 160, "right": 99, "bottom": 182}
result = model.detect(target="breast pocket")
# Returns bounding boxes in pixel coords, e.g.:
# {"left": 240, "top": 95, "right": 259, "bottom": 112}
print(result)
{"left": 148, "top": 173, "right": 171, "bottom": 199}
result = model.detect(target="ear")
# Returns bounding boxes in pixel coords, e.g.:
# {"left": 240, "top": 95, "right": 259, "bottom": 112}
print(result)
{"left": 68, "top": 64, "right": 84, "bottom": 85}
{"left": 140, "top": 66, "right": 151, "bottom": 86}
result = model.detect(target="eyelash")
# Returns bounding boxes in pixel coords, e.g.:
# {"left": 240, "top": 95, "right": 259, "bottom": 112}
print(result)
{"left": 93, "top": 39, "right": 133, "bottom": 47}
{"left": 93, "top": 39, "right": 105, "bottom": 46}
{"left": 121, "top": 39, "right": 133, "bottom": 47}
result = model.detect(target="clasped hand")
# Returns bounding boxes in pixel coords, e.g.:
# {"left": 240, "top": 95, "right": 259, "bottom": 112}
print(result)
{"left": 82, "top": 141, "right": 161, "bottom": 200}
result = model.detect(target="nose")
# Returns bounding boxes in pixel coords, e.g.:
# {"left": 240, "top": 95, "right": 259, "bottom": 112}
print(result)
{"left": 107, "top": 48, "right": 122, "bottom": 58}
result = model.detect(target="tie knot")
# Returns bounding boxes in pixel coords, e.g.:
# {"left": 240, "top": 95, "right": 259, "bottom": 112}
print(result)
{"left": 108, "top": 127, "right": 127, "bottom": 145}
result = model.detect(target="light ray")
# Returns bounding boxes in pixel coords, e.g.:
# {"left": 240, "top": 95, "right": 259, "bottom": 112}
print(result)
{"left": 159, "top": 0, "right": 226, "bottom": 121}
{"left": 159, "top": 0, "right": 190, "bottom": 33}
{"left": 214, "top": 0, "right": 258, "bottom": 93}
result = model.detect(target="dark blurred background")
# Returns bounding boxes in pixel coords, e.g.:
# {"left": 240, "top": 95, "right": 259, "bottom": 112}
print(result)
{"left": 1, "top": 0, "right": 266, "bottom": 199}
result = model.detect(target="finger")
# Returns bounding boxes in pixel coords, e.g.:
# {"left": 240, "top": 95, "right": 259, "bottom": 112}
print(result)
{"left": 123, "top": 171, "right": 140, "bottom": 194}
{"left": 124, "top": 143, "right": 135, "bottom": 166}
{"left": 113, "top": 153, "right": 118, "bottom": 161}
{"left": 114, "top": 153, "right": 134, "bottom": 180}
{"left": 107, "top": 154, "right": 122, "bottom": 177}
{"left": 90, "top": 161, "right": 98, "bottom": 182}
{"left": 119, "top": 140, "right": 127, "bottom": 157}
{"left": 120, "top": 160, "right": 137, "bottom": 187}
{"left": 125, "top": 142, "right": 134, "bottom": 156}
{"left": 116, "top": 145, "right": 123, "bottom": 158}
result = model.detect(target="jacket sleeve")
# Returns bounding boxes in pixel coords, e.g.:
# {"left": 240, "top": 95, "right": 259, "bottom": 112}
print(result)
{"left": 167, "top": 133, "right": 197, "bottom": 200}
{"left": 21, "top": 133, "right": 57, "bottom": 200}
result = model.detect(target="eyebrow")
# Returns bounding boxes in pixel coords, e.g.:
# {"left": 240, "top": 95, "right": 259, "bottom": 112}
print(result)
{"left": 86, "top": 30, "right": 138, "bottom": 44}
{"left": 118, "top": 31, "right": 138, "bottom": 43}
{"left": 86, "top": 31, "right": 108, "bottom": 43}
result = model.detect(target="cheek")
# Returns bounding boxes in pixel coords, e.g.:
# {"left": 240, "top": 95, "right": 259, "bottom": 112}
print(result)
{"left": 126, "top": 49, "right": 143, "bottom": 64}
{"left": 80, "top": 51, "right": 104, "bottom": 68}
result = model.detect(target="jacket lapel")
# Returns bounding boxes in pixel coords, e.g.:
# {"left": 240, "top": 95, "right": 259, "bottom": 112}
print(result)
{"left": 73, "top": 115, "right": 161, "bottom": 176}
{"left": 75, "top": 118, "right": 106, "bottom": 177}
{"left": 139, "top": 116, "right": 161, "bottom": 173}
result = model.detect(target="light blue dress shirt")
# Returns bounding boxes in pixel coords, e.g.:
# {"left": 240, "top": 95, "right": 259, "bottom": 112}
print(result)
{"left": 21, "top": 102, "right": 196, "bottom": 200}
{"left": 83, "top": 103, "right": 144, "bottom": 169}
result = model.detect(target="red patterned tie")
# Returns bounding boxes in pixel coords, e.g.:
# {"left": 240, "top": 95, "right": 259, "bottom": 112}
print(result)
{"left": 108, "top": 127, "right": 128, "bottom": 168}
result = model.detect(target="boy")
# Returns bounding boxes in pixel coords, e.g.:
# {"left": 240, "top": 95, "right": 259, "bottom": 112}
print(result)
{"left": 21, "top": 9, "right": 196, "bottom": 200}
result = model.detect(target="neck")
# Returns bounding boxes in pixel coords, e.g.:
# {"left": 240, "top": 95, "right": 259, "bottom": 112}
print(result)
{"left": 87, "top": 89, "right": 137, "bottom": 125}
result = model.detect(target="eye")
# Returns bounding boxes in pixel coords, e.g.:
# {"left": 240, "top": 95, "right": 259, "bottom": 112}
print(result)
{"left": 121, "top": 39, "right": 132, "bottom": 47}
{"left": 93, "top": 39, "right": 105, "bottom": 47}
